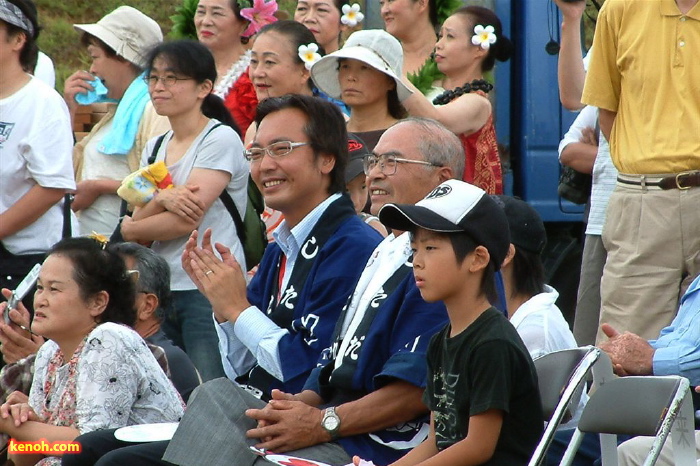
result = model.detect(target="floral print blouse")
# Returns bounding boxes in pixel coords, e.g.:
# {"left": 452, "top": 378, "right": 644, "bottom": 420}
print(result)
{"left": 29, "top": 323, "right": 184, "bottom": 465}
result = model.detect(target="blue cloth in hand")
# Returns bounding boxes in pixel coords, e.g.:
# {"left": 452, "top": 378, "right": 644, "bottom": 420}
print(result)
{"left": 98, "top": 73, "right": 151, "bottom": 156}
{"left": 75, "top": 77, "right": 115, "bottom": 105}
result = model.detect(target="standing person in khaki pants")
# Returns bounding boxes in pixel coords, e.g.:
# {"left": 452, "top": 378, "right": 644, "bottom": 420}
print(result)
{"left": 583, "top": 0, "right": 700, "bottom": 342}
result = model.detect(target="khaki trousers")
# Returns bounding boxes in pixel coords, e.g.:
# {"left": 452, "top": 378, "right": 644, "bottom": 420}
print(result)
{"left": 597, "top": 183, "right": 700, "bottom": 343}
{"left": 617, "top": 431, "right": 700, "bottom": 466}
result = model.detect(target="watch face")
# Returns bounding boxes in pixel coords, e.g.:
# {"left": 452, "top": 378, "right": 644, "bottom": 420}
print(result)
{"left": 323, "top": 416, "right": 340, "bottom": 431}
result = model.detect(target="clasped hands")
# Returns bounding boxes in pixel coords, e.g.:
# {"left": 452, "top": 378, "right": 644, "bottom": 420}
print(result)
{"left": 598, "top": 323, "right": 655, "bottom": 377}
{"left": 0, "top": 391, "right": 37, "bottom": 432}
{"left": 245, "top": 389, "right": 329, "bottom": 453}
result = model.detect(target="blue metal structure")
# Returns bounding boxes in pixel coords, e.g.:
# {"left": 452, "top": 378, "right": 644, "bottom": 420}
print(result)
{"left": 495, "top": 0, "right": 583, "bottom": 222}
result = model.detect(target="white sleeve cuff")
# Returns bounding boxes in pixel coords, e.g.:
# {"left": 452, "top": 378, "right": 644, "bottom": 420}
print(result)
{"left": 234, "top": 306, "right": 288, "bottom": 381}
{"left": 214, "top": 311, "right": 256, "bottom": 381}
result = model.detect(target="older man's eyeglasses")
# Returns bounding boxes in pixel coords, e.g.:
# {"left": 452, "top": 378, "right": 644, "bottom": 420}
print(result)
{"left": 363, "top": 154, "right": 442, "bottom": 176}
{"left": 244, "top": 141, "right": 309, "bottom": 162}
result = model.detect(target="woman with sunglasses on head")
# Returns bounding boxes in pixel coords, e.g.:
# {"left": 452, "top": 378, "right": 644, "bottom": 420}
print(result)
{"left": 401, "top": 6, "right": 513, "bottom": 194}
{"left": 119, "top": 40, "right": 248, "bottom": 383}
{"left": 0, "top": 237, "right": 183, "bottom": 466}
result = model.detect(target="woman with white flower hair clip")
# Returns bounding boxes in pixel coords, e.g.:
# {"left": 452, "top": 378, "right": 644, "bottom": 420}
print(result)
{"left": 244, "top": 20, "right": 348, "bottom": 144}
{"left": 242, "top": 20, "right": 319, "bottom": 144}
{"left": 401, "top": 5, "right": 513, "bottom": 195}
{"left": 294, "top": 0, "right": 364, "bottom": 54}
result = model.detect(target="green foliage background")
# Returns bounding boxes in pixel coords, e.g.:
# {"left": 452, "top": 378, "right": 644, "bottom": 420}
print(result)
{"left": 36, "top": 0, "right": 598, "bottom": 93}
{"left": 35, "top": 0, "right": 300, "bottom": 92}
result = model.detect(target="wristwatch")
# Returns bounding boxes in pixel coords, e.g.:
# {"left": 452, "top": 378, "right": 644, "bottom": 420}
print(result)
{"left": 321, "top": 407, "right": 341, "bottom": 440}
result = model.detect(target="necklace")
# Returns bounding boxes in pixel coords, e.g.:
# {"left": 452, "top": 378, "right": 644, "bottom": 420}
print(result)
{"left": 432, "top": 79, "right": 493, "bottom": 105}
{"left": 213, "top": 50, "right": 252, "bottom": 100}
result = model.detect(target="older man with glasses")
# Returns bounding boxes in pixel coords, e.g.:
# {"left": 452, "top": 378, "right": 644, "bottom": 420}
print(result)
{"left": 165, "top": 117, "right": 466, "bottom": 466}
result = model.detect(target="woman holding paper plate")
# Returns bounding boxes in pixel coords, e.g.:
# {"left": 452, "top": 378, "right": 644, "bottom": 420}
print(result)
{"left": 0, "top": 237, "right": 183, "bottom": 466}
{"left": 63, "top": 6, "right": 169, "bottom": 237}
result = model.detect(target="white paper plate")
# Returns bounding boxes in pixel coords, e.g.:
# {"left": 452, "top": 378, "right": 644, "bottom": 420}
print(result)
{"left": 114, "top": 422, "right": 179, "bottom": 443}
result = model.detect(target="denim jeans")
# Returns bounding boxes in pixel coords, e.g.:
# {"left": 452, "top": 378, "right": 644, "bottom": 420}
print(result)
{"left": 162, "top": 289, "right": 225, "bottom": 382}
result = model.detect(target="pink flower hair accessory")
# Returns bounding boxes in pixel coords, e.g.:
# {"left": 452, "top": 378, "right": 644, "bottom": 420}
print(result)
{"left": 240, "top": 0, "right": 278, "bottom": 38}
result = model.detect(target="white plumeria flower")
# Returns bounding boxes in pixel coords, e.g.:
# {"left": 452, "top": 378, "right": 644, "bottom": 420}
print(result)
{"left": 471, "top": 24, "right": 497, "bottom": 50}
{"left": 298, "top": 43, "right": 322, "bottom": 70}
{"left": 341, "top": 3, "right": 364, "bottom": 27}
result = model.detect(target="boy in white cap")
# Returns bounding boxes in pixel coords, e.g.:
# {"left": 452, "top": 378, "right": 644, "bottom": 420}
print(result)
{"left": 369, "top": 179, "right": 543, "bottom": 466}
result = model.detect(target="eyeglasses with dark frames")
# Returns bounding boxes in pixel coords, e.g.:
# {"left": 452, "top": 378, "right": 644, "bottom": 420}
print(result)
{"left": 144, "top": 75, "right": 195, "bottom": 87}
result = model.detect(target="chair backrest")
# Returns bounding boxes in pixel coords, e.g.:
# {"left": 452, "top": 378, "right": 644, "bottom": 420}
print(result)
{"left": 528, "top": 346, "right": 601, "bottom": 466}
{"left": 535, "top": 347, "right": 595, "bottom": 419}
{"left": 559, "top": 350, "right": 614, "bottom": 466}
{"left": 578, "top": 376, "right": 680, "bottom": 436}
{"left": 561, "top": 375, "right": 695, "bottom": 466}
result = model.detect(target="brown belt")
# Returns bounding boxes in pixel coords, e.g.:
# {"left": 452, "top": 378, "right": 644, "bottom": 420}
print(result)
{"left": 617, "top": 171, "right": 700, "bottom": 190}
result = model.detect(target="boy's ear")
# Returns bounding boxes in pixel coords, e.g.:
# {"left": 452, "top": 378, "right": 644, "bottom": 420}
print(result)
{"left": 501, "top": 244, "right": 516, "bottom": 268}
{"left": 468, "top": 245, "right": 491, "bottom": 273}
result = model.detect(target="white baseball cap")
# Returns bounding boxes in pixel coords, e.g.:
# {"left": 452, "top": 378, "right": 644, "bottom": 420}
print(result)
{"left": 379, "top": 180, "right": 511, "bottom": 269}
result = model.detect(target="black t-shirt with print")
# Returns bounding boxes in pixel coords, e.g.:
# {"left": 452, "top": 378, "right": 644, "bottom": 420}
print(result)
{"left": 424, "top": 307, "right": 544, "bottom": 465}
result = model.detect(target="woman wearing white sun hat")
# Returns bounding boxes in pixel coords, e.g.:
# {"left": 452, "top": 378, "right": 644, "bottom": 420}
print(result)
{"left": 311, "top": 29, "right": 410, "bottom": 152}
{"left": 65, "top": 6, "right": 170, "bottom": 237}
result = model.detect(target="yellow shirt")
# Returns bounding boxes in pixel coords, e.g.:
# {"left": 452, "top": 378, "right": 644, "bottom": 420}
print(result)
{"left": 582, "top": 0, "right": 700, "bottom": 174}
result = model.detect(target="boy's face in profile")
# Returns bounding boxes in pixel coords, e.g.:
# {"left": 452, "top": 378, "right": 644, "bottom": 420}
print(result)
{"left": 346, "top": 173, "right": 368, "bottom": 214}
{"left": 410, "top": 228, "right": 471, "bottom": 304}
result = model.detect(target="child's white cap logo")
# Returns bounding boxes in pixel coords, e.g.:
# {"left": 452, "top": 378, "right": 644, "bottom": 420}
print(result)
{"left": 425, "top": 185, "right": 452, "bottom": 200}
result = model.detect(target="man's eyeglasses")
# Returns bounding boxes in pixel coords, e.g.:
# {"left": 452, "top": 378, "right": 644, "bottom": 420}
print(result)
{"left": 244, "top": 141, "right": 309, "bottom": 162}
{"left": 143, "top": 75, "right": 194, "bottom": 87}
{"left": 363, "top": 154, "right": 442, "bottom": 176}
